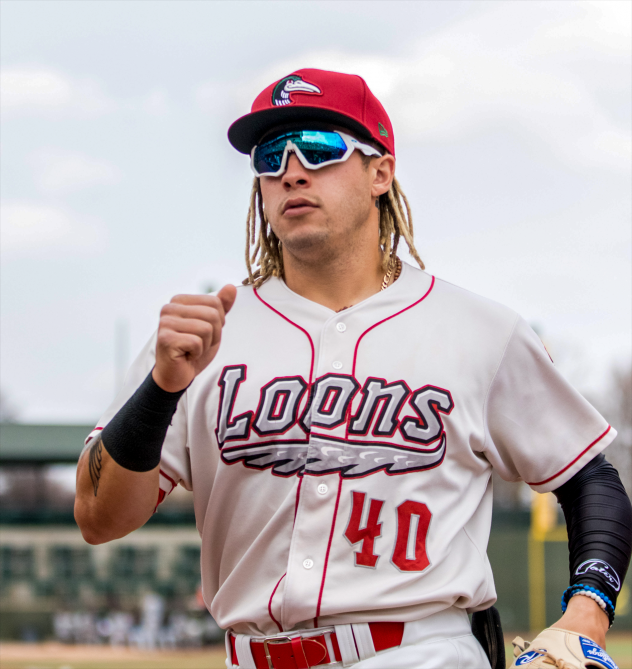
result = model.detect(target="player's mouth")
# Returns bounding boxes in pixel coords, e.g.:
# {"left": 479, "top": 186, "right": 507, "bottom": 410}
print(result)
{"left": 282, "top": 197, "right": 319, "bottom": 217}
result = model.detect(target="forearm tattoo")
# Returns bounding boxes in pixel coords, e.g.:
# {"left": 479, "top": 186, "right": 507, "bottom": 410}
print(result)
{"left": 88, "top": 434, "right": 103, "bottom": 496}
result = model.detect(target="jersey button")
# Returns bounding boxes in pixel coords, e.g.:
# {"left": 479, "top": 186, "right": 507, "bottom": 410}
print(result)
{"left": 303, "top": 559, "right": 314, "bottom": 570}
{"left": 317, "top": 483, "right": 328, "bottom": 495}
{"left": 336, "top": 323, "right": 346, "bottom": 332}
{"left": 332, "top": 361, "right": 343, "bottom": 370}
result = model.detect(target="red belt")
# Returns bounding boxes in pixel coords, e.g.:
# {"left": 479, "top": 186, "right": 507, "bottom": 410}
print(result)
{"left": 230, "top": 622, "right": 404, "bottom": 669}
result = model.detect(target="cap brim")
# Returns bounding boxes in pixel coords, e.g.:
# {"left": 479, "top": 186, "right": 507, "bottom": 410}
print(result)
{"left": 228, "top": 107, "right": 381, "bottom": 154}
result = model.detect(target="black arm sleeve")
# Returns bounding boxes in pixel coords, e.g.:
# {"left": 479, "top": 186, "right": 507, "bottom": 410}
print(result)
{"left": 553, "top": 453, "right": 632, "bottom": 611}
{"left": 100, "top": 371, "right": 186, "bottom": 472}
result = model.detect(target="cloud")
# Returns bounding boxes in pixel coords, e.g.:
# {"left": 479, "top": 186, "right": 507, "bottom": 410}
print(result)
{"left": 140, "top": 89, "right": 170, "bottom": 116}
{"left": 0, "top": 68, "right": 117, "bottom": 117}
{"left": 1, "top": 69, "right": 71, "bottom": 109}
{"left": 0, "top": 202, "right": 106, "bottom": 258}
{"left": 224, "top": 1, "right": 630, "bottom": 173}
{"left": 194, "top": 81, "right": 223, "bottom": 113}
{"left": 1, "top": 68, "right": 171, "bottom": 118}
{"left": 28, "top": 149, "right": 122, "bottom": 195}
{"left": 532, "top": 0, "right": 630, "bottom": 54}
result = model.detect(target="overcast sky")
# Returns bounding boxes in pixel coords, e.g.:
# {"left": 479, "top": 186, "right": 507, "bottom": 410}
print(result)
{"left": 1, "top": 0, "right": 630, "bottom": 423}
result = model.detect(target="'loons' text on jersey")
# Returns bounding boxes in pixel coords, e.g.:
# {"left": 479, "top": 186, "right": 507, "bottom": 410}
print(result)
{"left": 214, "top": 365, "right": 454, "bottom": 478}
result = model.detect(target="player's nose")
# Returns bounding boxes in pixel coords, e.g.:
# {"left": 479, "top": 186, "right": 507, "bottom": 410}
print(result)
{"left": 282, "top": 153, "right": 311, "bottom": 189}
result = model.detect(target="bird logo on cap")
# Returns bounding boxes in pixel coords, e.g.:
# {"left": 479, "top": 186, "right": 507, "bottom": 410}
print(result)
{"left": 272, "top": 75, "right": 322, "bottom": 107}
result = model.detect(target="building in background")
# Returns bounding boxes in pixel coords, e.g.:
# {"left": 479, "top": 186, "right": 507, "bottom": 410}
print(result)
{"left": 0, "top": 424, "right": 221, "bottom": 644}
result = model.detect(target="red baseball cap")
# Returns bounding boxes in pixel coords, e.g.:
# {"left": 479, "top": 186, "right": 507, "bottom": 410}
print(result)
{"left": 228, "top": 68, "right": 395, "bottom": 156}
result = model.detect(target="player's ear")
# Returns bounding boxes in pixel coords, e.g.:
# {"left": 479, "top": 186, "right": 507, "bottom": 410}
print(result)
{"left": 370, "top": 154, "right": 395, "bottom": 199}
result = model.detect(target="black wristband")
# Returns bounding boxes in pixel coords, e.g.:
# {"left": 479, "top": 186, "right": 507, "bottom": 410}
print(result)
{"left": 101, "top": 371, "right": 187, "bottom": 472}
{"left": 553, "top": 453, "right": 632, "bottom": 616}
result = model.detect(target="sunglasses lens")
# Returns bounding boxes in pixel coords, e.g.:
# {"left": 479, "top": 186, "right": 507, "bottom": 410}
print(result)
{"left": 253, "top": 131, "right": 349, "bottom": 174}
{"left": 253, "top": 134, "right": 290, "bottom": 175}
{"left": 293, "top": 131, "right": 347, "bottom": 165}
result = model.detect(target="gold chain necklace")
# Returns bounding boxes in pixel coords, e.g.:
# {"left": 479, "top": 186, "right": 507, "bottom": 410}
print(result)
{"left": 380, "top": 256, "right": 401, "bottom": 291}
{"left": 337, "top": 256, "right": 401, "bottom": 312}
{"left": 380, "top": 265, "right": 394, "bottom": 292}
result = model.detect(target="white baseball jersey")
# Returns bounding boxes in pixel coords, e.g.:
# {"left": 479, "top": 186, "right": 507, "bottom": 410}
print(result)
{"left": 85, "top": 262, "right": 615, "bottom": 637}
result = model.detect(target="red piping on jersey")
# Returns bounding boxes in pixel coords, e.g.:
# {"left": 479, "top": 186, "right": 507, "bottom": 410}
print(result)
{"left": 155, "top": 469, "right": 177, "bottom": 512}
{"left": 254, "top": 288, "right": 318, "bottom": 629}
{"left": 315, "top": 474, "right": 343, "bottom": 618}
{"left": 257, "top": 279, "right": 436, "bottom": 621}
{"left": 268, "top": 573, "right": 285, "bottom": 633}
{"left": 526, "top": 426, "right": 612, "bottom": 486}
{"left": 84, "top": 426, "right": 103, "bottom": 445}
{"left": 294, "top": 476, "right": 303, "bottom": 523}
{"left": 154, "top": 489, "right": 166, "bottom": 513}
{"left": 253, "top": 287, "right": 315, "bottom": 385}
{"left": 159, "top": 468, "right": 177, "bottom": 491}
{"left": 315, "top": 277, "right": 435, "bottom": 617}
{"left": 345, "top": 276, "right": 436, "bottom": 441}
{"left": 351, "top": 275, "right": 435, "bottom": 377}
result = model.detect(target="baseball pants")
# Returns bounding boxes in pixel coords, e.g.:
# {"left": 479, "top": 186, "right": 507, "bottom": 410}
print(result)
{"left": 226, "top": 607, "right": 492, "bottom": 669}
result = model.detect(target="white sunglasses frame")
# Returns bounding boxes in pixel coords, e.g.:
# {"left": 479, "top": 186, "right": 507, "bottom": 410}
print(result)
{"left": 250, "top": 130, "right": 382, "bottom": 177}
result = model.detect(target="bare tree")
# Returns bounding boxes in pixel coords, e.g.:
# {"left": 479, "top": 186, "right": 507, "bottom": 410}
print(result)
{"left": 589, "top": 363, "right": 632, "bottom": 495}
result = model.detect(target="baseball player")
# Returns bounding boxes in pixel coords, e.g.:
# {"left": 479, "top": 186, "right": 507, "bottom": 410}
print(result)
{"left": 75, "top": 69, "right": 631, "bottom": 669}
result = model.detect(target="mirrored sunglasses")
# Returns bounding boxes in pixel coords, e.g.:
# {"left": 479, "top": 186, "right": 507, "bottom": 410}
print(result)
{"left": 251, "top": 130, "right": 382, "bottom": 177}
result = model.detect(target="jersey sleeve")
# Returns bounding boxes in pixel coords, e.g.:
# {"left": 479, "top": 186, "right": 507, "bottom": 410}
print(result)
{"left": 482, "top": 316, "right": 616, "bottom": 493}
{"left": 82, "top": 332, "right": 192, "bottom": 504}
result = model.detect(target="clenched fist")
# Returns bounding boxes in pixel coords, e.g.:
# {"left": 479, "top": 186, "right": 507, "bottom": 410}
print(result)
{"left": 153, "top": 284, "right": 237, "bottom": 393}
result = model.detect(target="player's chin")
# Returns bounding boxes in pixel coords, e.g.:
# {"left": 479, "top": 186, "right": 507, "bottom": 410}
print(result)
{"left": 278, "top": 227, "right": 331, "bottom": 255}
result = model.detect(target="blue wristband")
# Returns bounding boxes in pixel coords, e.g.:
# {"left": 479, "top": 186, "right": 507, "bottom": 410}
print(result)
{"left": 561, "top": 583, "right": 615, "bottom": 626}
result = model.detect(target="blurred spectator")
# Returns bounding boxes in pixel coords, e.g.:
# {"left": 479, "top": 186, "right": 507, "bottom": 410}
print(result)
{"left": 53, "top": 612, "right": 74, "bottom": 644}
{"left": 51, "top": 599, "right": 222, "bottom": 647}
{"left": 109, "top": 611, "right": 135, "bottom": 646}
{"left": 131, "top": 593, "right": 165, "bottom": 650}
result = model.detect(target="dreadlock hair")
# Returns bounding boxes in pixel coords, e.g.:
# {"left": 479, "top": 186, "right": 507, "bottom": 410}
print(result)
{"left": 242, "top": 169, "right": 424, "bottom": 288}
